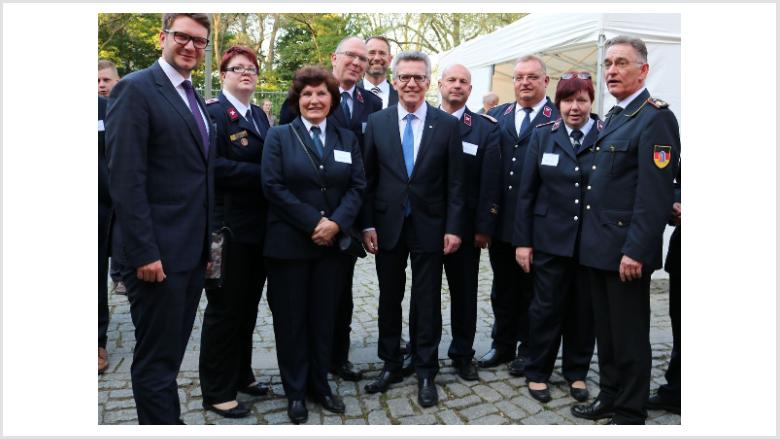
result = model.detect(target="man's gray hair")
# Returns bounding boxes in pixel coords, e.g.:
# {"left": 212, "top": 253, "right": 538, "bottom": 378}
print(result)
{"left": 335, "top": 36, "right": 365, "bottom": 54}
{"left": 515, "top": 54, "right": 547, "bottom": 75}
{"left": 605, "top": 35, "right": 648, "bottom": 64}
{"left": 483, "top": 91, "right": 499, "bottom": 104}
{"left": 392, "top": 50, "right": 431, "bottom": 80}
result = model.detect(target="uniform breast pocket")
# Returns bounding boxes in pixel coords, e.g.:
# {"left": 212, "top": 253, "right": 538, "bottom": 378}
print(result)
{"left": 606, "top": 141, "right": 633, "bottom": 175}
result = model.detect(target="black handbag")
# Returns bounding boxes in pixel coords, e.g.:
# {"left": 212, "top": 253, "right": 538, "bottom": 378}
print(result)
{"left": 290, "top": 124, "right": 366, "bottom": 258}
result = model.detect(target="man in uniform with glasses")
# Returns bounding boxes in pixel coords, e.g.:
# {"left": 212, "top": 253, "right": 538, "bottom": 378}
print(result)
{"left": 106, "top": 13, "right": 214, "bottom": 424}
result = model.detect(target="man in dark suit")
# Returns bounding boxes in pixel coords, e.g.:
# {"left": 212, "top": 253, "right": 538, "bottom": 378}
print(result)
{"left": 437, "top": 64, "right": 500, "bottom": 381}
{"left": 105, "top": 13, "right": 215, "bottom": 425}
{"left": 479, "top": 55, "right": 560, "bottom": 374}
{"left": 98, "top": 96, "right": 111, "bottom": 374}
{"left": 360, "top": 36, "right": 399, "bottom": 109}
{"left": 571, "top": 35, "right": 679, "bottom": 425}
{"left": 361, "top": 51, "right": 464, "bottom": 408}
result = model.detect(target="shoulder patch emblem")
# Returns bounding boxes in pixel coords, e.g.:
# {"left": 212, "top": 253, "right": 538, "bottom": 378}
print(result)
{"left": 463, "top": 113, "right": 472, "bottom": 127}
{"left": 653, "top": 145, "right": 672, "bottom": 169}
{"left": 543, "top": 106, "right": 552, "bottom": 118}
{"left": 647, "top": 97, "right": 669, "bottom": 109}
{"left": 227, "top": 107, "right": 239, "bottom": 121}
{"left": 478, "top": 113, "right": 497, "bottom": 123}
{"left": 205, "top": 98, "right": 218, "bottom": 105}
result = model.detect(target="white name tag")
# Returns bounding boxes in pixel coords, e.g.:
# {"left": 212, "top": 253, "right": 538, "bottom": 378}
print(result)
{"left": 362, "top": 122, "right": 367, "bottom": 133}
{"left": 462, "top": 141, "right": 478, "bottom": 156}
{"left": 334, "top": 149, "right": 352, "bottom": 164}
{"left": 541, "top": 153, "right": 559, "bottom": 166}
{"left": 98, "top": 120, "right": 105, "bottom": 132}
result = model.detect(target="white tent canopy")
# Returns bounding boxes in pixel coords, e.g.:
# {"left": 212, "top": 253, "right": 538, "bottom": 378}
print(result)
{"left": 438, "top": 13, "right": 680, "bottom": 122}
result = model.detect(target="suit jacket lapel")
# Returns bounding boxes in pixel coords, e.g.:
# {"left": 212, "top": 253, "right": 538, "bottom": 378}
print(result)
{"left": 503, "top": 103, "right": 519, "bottom": 142}
{"left": 251, "top": 104, "right": 270, "bottom": 139}
{"left": 598, "top": 89, "right": 649, "bottom": 142}
{"left": 291, "top": 117, "right": 322, "bottom": 163}
{"left": 151, "top": 62, "right": 206, "bottom": 159}
{"left": 556, "top": 125, "right": 578, "bottom": 161}
{"left": 579, "top": 119, "right": 600, "bottom": 155}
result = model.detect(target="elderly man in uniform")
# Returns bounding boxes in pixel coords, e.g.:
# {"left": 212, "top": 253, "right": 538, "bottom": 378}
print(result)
{"left": 479, "top": 55, "right": 559, "bottom": 375}
{"left": 435, "top": 64, "right": 500, "bottom": 381}
{"left": 570, "top": 35, "right": 680, "bottom": 425}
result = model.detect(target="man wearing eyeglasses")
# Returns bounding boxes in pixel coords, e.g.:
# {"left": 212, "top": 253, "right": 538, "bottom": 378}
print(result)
{"left": 361, "top": 51, "right": 464, "bottom": 408}
{"left": 105, "top": 13, "right": 215, "bottom": 424}
{"left": 571, "top": 35, "right": 679, "bottom": 425}
{"left": 479, "top": 55, "right": 559, "bottom": 375}
{"left": 358, "top": 36, "right": 399, "bottom": 109}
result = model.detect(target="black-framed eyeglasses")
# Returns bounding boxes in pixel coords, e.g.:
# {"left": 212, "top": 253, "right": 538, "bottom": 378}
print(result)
{"left": 164, "top": 30, "right": 209, "bottom": 49}
{"left": 336, "top": 51, "right": 368, "bottom": 63}
{"left": 225, "top": 65, "right": 258, "bottom": 75}
{"left": 396, "top": 74, "right": 427, "bottom": 84}
{"left": 560, "top": 72, "right": 592, "bottom": 80}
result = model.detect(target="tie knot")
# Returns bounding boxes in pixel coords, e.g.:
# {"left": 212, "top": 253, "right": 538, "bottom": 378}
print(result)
{"left": 181, "top": 80, "right": 193, "bottom": 90}
{"left": 611, "top": 105, "right": 624, "bottom": 115}
{"left": 341, "top": 91, "right": 351, "bottom": 100}
{"left": 523, "top": 107, "right": 533, "bottom": 114}
{"left": 245, "top": 109, "right": 252, "bottom": 119}
{"left": 370, "top": 86, "right": 381, "bottom": 95}
{"left": 311, "top": 126, "right": 321, "bottom": 135}
{"left": 404, "top": 113, "right": 416, "bottom": 122}
{"left": 571, "top": 129, "right": 584, "bottom": 142}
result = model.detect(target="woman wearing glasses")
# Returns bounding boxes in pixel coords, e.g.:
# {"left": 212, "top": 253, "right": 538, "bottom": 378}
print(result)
{"left": 513, "top": 71, "right": 599, "bottom": 404}
{"left": 199, "top": 46, "right": 271, "bottom": 419}
{"left": 261, "top": 65, "right": 366, "bottom": 424}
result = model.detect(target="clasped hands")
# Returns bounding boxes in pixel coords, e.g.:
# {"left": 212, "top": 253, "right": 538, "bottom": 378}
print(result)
{"left": 312, "top": 217, "right": 340, "bottom": 246}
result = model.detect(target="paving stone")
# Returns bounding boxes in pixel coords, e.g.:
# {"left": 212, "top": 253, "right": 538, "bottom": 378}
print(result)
{"left": 398, "top": 414, "right": 437, "bottom": 424}
{"left": 253, "top": 398, "right": 288, "bottom": 414}
{"left": 103, "top": 408, "right": 138, "bottom": 424}
{"left": 105, "top": 398, "right": 136, "bottom": 410}
{"left": 521, "top": 410, "right": 567, "bottom": 425}
{"left": 445, "top": 394, "right": 482, "bottom": 409}
{"left": 108, "top": 389, "right": 134, "bottom": 399}
{"left": 322, "top": 415, "right": 342, "bottom": 425}
{"left": 489, "top": 381, "right": 517, "bottom": 399}
{"left": 264, "top": 410, "right": 291, "bottom": 425}
{"left": 367, "top": 409, "right": 391, "bottom": 425}
{"left": 436, "top": 409, "right": 464, "bottom": 425}
{"left": 494, "top": 400, "right": 526, "bottom": 421}
{"left": 511, "top": 395, "right": 542, "bottom": 415}
{"left": 471, "top": 414, "right": 509, "bottom": 425}
{"left": 213, "top": 415, "right": 259, "bottom": 425}
{"left": 181, "top": 411, "right": 206, "bottom": 425}
{"left": 472, "top": 384, "right": 502, "bottom": 402}
{"left": 458, "top": 402, "right": 498, "bottom": 421}
{"left": 387, "top": 397, "right": 415, "bottom": 418}
{"left": 344, "top": 418, "right": 367, "bottom": 425}
{"left": 445, "top": 382, "right": 472, "bottom": 398}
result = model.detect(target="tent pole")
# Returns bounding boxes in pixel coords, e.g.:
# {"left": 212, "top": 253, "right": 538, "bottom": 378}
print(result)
{"left": 596, "top": 33, "right": 606, "bottom": 117}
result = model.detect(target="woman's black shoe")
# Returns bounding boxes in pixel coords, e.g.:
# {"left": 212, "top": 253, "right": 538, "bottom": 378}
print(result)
{"left": 203, "top": 401, "right": 250, "bottom": 418}
{"left": 527, "top": 383, "right": 552, "bottom": 403}
{"left": 287, "top": 399, "right": 308, "bottom": 424}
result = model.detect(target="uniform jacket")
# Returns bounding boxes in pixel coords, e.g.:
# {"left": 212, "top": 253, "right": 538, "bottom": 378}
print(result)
{"left": 279, "top": 85, "right": 382, "bottom": 153}
{"left": 206, "top": 91, "right": 270, "bottom": 244}
{"left": 261, "top": 117, "right": 366, "bottom": 260}
{"left": 513, "top": 115, "right": 601, "bottom": 257}
{"left": 579, "top": 89, "right": 680, "bottom": 272}
{"left": 488, "top": 98, "right": 560, "bottom": 243}
{"left": 360, "top": 103, "right": 465, "bottom": 252}
{"left": 106, "top": 60, "right": 216, "bottom": 272}
{"left": 456, "top": 107, "right": 501, "bottom": 239}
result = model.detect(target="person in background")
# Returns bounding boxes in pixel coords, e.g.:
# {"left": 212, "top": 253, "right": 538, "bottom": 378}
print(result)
{"left": 359, "top": 35, "right": 398, "bottom": 109}
{"left": 262, "top": 98, "right": 275, "bottom": 126}
{"left": 477, "top": 91, "right": 499, "bottom": 114}
{"left": 98, "top": 95, "right": 111, "bottom": 375}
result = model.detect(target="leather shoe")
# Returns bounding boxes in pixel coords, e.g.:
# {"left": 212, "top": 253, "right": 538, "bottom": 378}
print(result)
{"left": 508, "top": 356, "right": 526, "bottom": 376}
{"left": 453, "top": 359, "right": 479, "bottom": 381}
{"left": 98, "top": 347, "right": 108, "bottom": 374}
{"left": 203, "top": 401, "right": 250, "bottom": 418}
{"left": 331, "top": 361, "right": 363, "bottom": 381}
{"left": 401, "top": 353, "right": 415, "bottom": 377}
{"left": 287, "top": 399, "right": 308, "bottom": 424}
{"left": 477, "top": 348, "right": 514, "bottom": 368}
{"left": 317, "top": 394, "right": 346, "bottom": 414}
{"left": 417, "top": 378, "right": 438, "bottom": 407}
{"left": 364, "top": 368, "right": 403, "bottom": 393}
{"left": 239, "top": 382, "right": 269, "bottom": 397}
{"left": 527, "top": 383, "right": 552, "bottom": 403}
{"left": 571, "top": 399, "right": 614, "bottom": 420}
{"left": 569, "top": 384, "right": 590, "bottom": 402}
{"left": 646, "top": 392, "right": 681, "bottom": 414}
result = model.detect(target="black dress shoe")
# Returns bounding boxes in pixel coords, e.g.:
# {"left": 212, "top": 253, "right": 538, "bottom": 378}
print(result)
{"left": 287, "top": 399, "right": 308, "bottom": 424}
{"left": 417, "top": 378, "right": 438, "bottom": 407}
{"left": 527, "top": 383, "right": 552, "bottom": 403}
{"left": 401, "top": 353, "right": 415, "bottom": 377}
{"left": 477, "top": 348, "right": 514, "bottom": 368}
{"left": 364, "top": 368, "right": 403, "bottom": 393}
{"left": 508, "top": 356, "right": 527, "bottom": 376}
{"left": 203, "top": 401, "right": 251, "bottom": 418}
{"left": 453, "top": 359, "right": 479, "bottom": 381}
{"left": 239, "top": 382, "right": 269, "bottom": 397}
{"left": 646, "top": 392, "right": 681, "bottom": 414}
{"left": 331, "top": 361, "right": 363, "bottom": 381}
{"left": 569, "top": 384, "right": 590, "bottom": 402}
{"left": 571, "top": 399, "right": 615, "bottom": 420}
{"left": 317, "top": 394, "right": 346, "bottom": 414}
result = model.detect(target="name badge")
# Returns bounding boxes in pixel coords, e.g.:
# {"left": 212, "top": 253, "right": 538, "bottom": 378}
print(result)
{"left": 334, "top": 149, "right": 352, "bottom": 164}
{"left": 541, "top": 153, "right": 559, "bottom": 166}
{"left": 462, "top": 141, "right": 478, "bottom": 156}
{"left": 362, "top": 122, "right": 367, "bottom": 134}
{"left": 98, "top": 120, "right": 105, "bottom": 132}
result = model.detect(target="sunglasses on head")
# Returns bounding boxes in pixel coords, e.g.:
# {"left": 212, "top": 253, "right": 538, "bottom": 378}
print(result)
{"left": 560, "top": 72, "right": 592, "bottom": 80}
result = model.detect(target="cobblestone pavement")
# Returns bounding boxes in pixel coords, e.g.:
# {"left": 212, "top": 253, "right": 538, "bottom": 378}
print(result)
{"left": 99, "top": 252, "right": 680, "bottom": 425}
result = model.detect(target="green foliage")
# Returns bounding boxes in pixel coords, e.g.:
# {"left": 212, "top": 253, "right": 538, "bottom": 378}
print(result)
{"left": 274, "top": 14, "right": 349, "bottom": 83}
{"left": 98, "top": 13, "right": 161, "bottom": 76}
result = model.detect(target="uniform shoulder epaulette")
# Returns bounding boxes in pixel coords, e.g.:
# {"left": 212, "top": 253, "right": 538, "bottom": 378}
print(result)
{"left": 478, "top": 113, "right": 497, "bottom": 124}
{"left": 206, "top": 98, "right": 219, "bottom": 105}
{"left": 647, "top": 97, "right": 669, "bottom": 109}
{"left": 535, "top": 119, "right": 556, "bottom": 128}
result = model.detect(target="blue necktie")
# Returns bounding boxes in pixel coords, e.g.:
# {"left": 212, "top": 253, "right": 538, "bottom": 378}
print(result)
{"left": 518, "top": 107, "right": 533, "bottom": 138}
{"left": 310, "top": 126, "right": 324, "bottom": 158}
{"left": 570, "top": 129, "right": 584, "bottom": 152}
{"left": 341, "top": 91, "right": 351, "bottom": 121}
{"left": 402, "top": 113, "right": 416, "bottom": 216}
{"left": 181, "top": 80, "right": 209, "bottom": 155}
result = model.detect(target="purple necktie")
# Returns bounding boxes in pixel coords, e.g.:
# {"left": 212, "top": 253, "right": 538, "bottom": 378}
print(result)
{"left": 181, "top": 80, "right": 209, "bottom": 155}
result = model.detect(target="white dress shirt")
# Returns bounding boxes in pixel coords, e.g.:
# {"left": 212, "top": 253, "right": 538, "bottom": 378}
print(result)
{"left": 158, "top": 57, "right": 209, "bottom": 134}
{"left": 363, "top": 78, "right": 391, "bottom": 108}
{"left": 514, "top": 97, "right": 547, "bottom": 135}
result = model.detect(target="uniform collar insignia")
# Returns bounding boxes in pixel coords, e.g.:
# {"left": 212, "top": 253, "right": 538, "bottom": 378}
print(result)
{"left": 227, "top": 107, "right": 239, "bottom": 121}
{"left": 503, "top": 104, "right": 513, "bottom": 115}
{"left": 464, "top": 113, "right": 472, "bottom": 126}
{"left": 543, "top": 105, "right": 552, "bottom": 118}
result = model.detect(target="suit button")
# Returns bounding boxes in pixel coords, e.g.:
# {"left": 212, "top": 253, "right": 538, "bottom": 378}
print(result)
{"left": 575, "top": 182, "right": 579, "bottom": 187}
{"left": 573, "top": 216, "right": 579, "bottom": 221}
{"left": 592, "top": 165, "right": 597, "bottom": 170}
{"left": 587, "top": 185, "right": 592, "bottom": 190}
{"left": 575, "top": 199, "right": 579, "bottom": 204}
{"left": 586, "top": 205, "right": 591, "bottom": 210}
{"left": 508, "top": 185, "right": 513, "bottom": 190}
{"left": 319, "top": 165, "right": 324, "bottom": 170}
{"left": 512, "top": 157, "right": 516, "bottom": 162}
{"left": 509, "top": 171, "right": 514, "bottom": 176}
{"left": 320, "top": 210, "right": 326, "bottom": 216}
{"left": 574, "top": 166, "right": 579, "bottom": 172}
{"left": 596, "top": 146, "right": 601, "bottom": 151}
{"left": 618, "top": 220, "right": 624, "bottom": 226}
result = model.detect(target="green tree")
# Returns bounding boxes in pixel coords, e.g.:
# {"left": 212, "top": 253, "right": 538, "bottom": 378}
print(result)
{"left": 273, "top": 13, "right": 349, "bottom": 83}
{"left": 98, "top": 13, "right": 161, "bottom": 75}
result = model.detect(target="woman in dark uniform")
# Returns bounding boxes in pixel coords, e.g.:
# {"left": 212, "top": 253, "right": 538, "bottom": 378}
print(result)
{"left": 261, "top": 65, "right": 366, "bottom": 424}
{"left": 199, "top": 46, "right": 271, "bottom": 419}
{"left": 513, "top": 71, "right": 599, "bottom": 403}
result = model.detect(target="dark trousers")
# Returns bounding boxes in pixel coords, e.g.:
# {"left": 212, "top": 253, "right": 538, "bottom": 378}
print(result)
{"left": 265, "top": 254, "right": 346, "bottom": 400}
{"left": 588, "top": 267, "right": 652, "bottom": 425}
{"left": 331, "top": 255, "right": 357, "bottom": 368}
{"left": 659, "top": 227, "right": 680, "bottom": 401}
{"left": 110, "top": 257, "right": 124, "bottom": 282}
{"left": 199, "top": 241, "right": 266, "bottom": 405}
{"left": 443, "top": 235, "right": 480, "bottom": 361}
{"left": 123, "top": 266, "right": 204, "bottom": 425}
{"left": 524, "top": 251, "right": 594, "bottom": 383}
{"left": 376, "top": 216, "right": 443, "bottom": 379}
{"left": 487, "top": 240, "right": 533, "bottom": 357}
{"left": 98, "top": 215, "right": 110, "bottom": 349}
